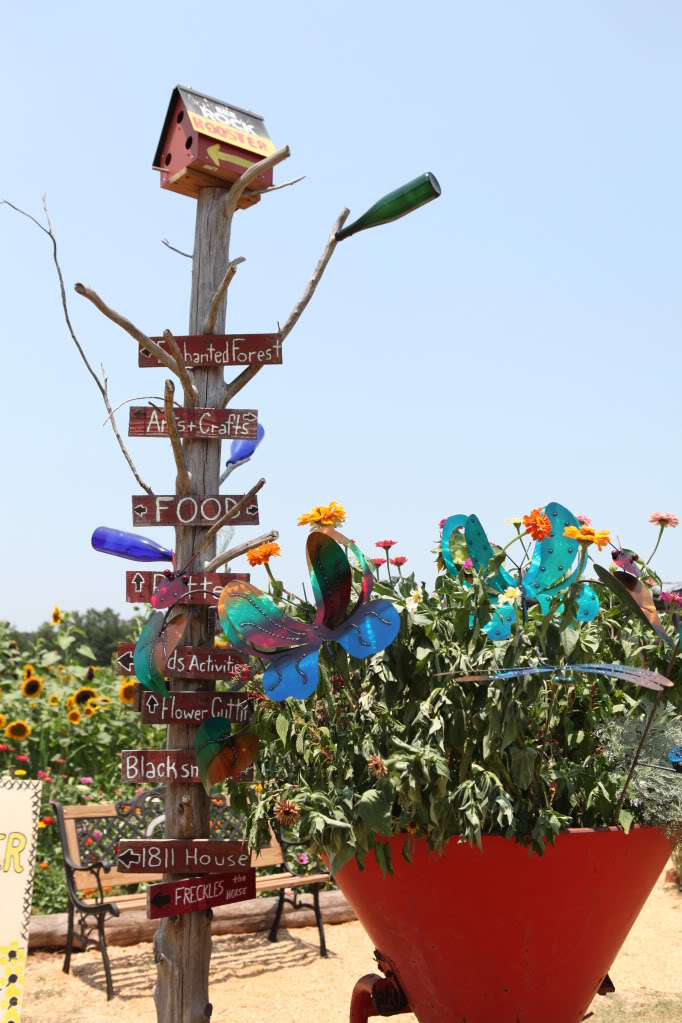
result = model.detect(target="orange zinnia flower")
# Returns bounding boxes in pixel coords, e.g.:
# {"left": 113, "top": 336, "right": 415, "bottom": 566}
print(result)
{"left": 563, "top": 525, "right": 610, "bottom": 551}
{"left": 246, "top": 541, "right": 281, "bottom": 567}
{"left": 523, "top": 508, "right": 552, "bottom": 542}
{"left": 297, "top": 502, "right": 346, "bottom": 528}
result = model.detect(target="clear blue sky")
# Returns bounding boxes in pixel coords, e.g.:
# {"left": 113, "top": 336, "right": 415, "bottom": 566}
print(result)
{"left": 2, "top": 2, "right": 681, "bottom": 630}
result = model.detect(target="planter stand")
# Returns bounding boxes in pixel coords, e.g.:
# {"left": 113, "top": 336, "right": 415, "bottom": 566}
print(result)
{"left": 337, "top": 828, "right": 671, "bottom": 1023}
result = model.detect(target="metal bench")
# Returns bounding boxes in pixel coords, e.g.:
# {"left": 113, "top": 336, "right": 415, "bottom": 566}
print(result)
{"left": 53, "top": 787, "right": 329, "bottom": 999}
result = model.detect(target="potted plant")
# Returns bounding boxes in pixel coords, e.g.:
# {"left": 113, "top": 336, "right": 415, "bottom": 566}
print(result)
{"left": 218, "top": 502, "right": 682, "bottom": 1023}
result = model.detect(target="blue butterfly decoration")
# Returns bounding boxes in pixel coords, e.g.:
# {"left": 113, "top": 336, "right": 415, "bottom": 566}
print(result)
{"left": 668, "top": 747, "right": 682, "bottom": 774}
{"left": 217, "top": 527, "right": 401, "bottom": 702}
{"left": 441, "top": 502, "right": 600, "bottom": 641}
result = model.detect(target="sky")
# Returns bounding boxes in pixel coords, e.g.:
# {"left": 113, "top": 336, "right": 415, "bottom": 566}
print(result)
{"left": 1, "top": 2, "right": 681, "bottom": 630}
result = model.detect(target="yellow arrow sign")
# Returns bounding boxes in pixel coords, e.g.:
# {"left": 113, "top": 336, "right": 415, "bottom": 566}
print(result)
{"left": 207, "top": 144, "right": 253, "bottom": 171}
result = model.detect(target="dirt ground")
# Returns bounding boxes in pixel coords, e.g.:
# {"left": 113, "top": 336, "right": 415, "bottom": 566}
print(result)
{"left": 23, "top": 870, "right": 681, "bottom": 1023}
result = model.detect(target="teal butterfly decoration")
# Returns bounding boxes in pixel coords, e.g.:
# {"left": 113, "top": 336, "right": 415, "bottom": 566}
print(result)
{"left": 217, "top": 527, "right": 401, "bottom": 702}
{"left": 441, "top": 502, "right": 600, "bottom": 640}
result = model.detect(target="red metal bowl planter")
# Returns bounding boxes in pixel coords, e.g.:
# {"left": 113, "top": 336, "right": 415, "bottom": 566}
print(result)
{"left": 337, "top": 826, "right": 672, "bottom": 1023}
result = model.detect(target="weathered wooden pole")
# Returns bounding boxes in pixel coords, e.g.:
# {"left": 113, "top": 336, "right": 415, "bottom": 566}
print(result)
{"left": 152, "top": 188, "right": 228, "bottom": 1023}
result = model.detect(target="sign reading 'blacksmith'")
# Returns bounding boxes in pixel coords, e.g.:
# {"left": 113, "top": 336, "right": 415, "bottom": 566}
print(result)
{"left": 139, "top": 334, "right": 282, "bottom": 368}
{"left": 129, "top": 407, "right": 258, "bottom": 440}
{"left": 117, "top": 643, "right": 245, "bottom": 678}
{"left": 121, "top": 750, "right": 254, "bottom": 785}
{"left": 131, "top": 494, "right": 259, "bottom": 527}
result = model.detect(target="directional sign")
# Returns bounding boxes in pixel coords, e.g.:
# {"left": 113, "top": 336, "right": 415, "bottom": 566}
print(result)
{"left": 121, "top": 749, "right": 254, "bottom": 785}
{"left": 117, "top": 839, "right": 251, "bottom": 875}
{"left": 139, "top": 335, "right": 282, "bottom": 369}
{"left": 117, "top": 643, "right": 246, "bottom": 678}
{"left": 147, "top": 869, "right": 256, "bottom": 920}
{"left": 132, "top": 494, "right": 259, "bottom": 528}
{"left": 129, "top": 407, "right": 258, "bottom": 441}
{"left": 139, "top": 689, "right": 252, "bottom": 725}
{"left": 125, "top": 571, "right": 249, "bottom": 606}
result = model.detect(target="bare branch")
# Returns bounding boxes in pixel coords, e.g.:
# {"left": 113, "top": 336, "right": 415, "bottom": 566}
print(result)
{"left": 163, "top": 329, "right": 200, "bottom": 407}
{"left": 1, "top": 197, "right": 153, "bottom": 495}
{"left": 197, "top": 477, "right": 266, "bottom": 555}
{"left": 223, "top": 146, "right": 291, "bottom": 224}
{"left": 203, "top": 257, "right": 246, "bottom": 334}
{"left": 251, "top": 175, "right": 306, "bottom": 196}
{"left": 164, "top": 380, "right": 192, "bottom": 495}
{"left": 222, "top": 207, "right": 350, "bottom": 406}
{"left": 74, "top": 282, "right": 180, "bottom": 376}
{"left": 203, "top": 530, "right": 279, "bottom": 574}
{"left": 162, "top": 238, "right": 192, "bottom": 259}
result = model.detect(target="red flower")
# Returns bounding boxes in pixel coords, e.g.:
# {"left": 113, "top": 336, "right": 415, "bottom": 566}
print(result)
{"left": 523, "top": 508, "right": 552, "bottom": 542}
{"left": 54, "top": 757, "right": 66, "bottom": 765}
{"left": 375, "top": 539, "right": 396, "bottom": 550}
{"left": 439, "top": 518, "right": 447, "bottom": 529}
{"left": 41, "top": 816, "right": 55, "bottom": 826}
{"left": 16, "top": 755, "right": 30, "bottom": 763}
{"left": 391, "top": 556, "right": 408, "bottom": 566}
{"left": 38, "top": 770, "right": 53, "bottom": 781}
{"left": 0, "top": 744, "right": 10, "bottom": 752}
{"left": 369, "top": 557, "right": 384, "bottom": 567}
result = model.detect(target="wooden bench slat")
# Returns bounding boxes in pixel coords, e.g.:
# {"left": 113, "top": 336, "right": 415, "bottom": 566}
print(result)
{"left": 63, "top": 804, "right": 118, "bottom": 819}
{"left": 256, "top": 872, "right": 329, "bottom": 892}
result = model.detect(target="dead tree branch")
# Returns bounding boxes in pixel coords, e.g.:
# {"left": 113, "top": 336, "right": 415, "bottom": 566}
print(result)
{"left": 203, "top": 530, "right": 279, "bottom": 574}
{"left": 74, "top": 281, "right": 177, "bottom": 370}
{"left": 163, "top": 329, "right": 200, "bottom": 406}
{"left": 203, "top": 257, "right": 246, "bottom": 334}
{"left": 162, "top": 238, "right": 192, "bottom": 259}
{"left": 164, "top": 380, "right": 192, "bottom": 494}
{"left": 1, "top": 198, "right": 153, "bottom": 495}
{"left": 251, "top": 175, "right": 306, "bottom": 195}
{"left": 197, "top": 477, "right": 266, "bottom": 556}
{"left": 222, "top": 207, "right": 350, "bottom": 406}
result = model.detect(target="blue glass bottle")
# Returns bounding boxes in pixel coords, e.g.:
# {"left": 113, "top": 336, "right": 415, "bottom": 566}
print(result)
{"left": 91, "top": 527, "right": 173, "bottom": 563}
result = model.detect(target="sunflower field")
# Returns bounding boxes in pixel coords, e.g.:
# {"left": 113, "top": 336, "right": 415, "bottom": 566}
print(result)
{"left": 0, "top": 608, "right": 158, "bottom": 914}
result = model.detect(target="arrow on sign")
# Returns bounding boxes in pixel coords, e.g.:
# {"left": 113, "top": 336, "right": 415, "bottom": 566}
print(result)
{"left": 145, "top": 694, "right": 159, "bottom": 715}
{"left": 131, "top": 572, "right": 145, "bottom": 592}
{"left": 134, "top": 504, "right": 148, "bottom": 517}
{"left": 151, "top": 892, "right": 172, "bottom": 910}
{"left": 117, "top": 649, "right": 134, "bottom": 673}
{"left": 206, "top": 143, "right": 253, "bottom": 170}
{"left": 117, "top": 848, "right": 141, "bottom": 869}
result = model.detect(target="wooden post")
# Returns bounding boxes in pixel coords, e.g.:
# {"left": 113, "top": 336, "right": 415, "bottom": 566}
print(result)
{"left": 153, "top": 188, "right": 230, "bottom": 1023}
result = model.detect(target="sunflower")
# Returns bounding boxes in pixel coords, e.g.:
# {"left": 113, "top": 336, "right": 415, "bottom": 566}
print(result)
{"left": 0, "top": 714, "right": 5, "bottom": 729}
{"left": 73, "top": 686, "right": 98, "bottom": 706}
{"left": 67, "top": 709, "right": 81, "bottom": 726}
{"left": 119, "top": 680, "right": 136, "bottom": 706}
{"left": 5, "top": 721, "right": 31, "bottom": 742}
{"left": 48, "top": 694, "right": 60, "bottom": 707}
{"left": 51, "top": 605, "right": 62, "bottom": 626}
{"left": 23, "top": 664, "right": 36, "bottom": 681}
{"left": 98, "top": 696, "right": 112, "bottom": 705}
{"left": 21, "top": 676, "right": 43, "bottom": 699}
{"left": 83, "top": 705, "right": 95, "bottom": 718}
{"left": 65, "top": 694, "right": 75, "bottom": 709}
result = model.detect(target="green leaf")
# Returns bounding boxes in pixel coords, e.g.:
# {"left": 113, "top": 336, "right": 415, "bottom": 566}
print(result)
{"left": 356, "top": 789, "right": 393, "bottom": 836}
{"left": 76, "top": 644, "right": 96, "bottom": 660}
{"left": 401, "top": 837, "right": 412, "bottom": 864}
{"left": 40, "top": 651, "right": 61, "bottom": 667}
{"left": 329, "top": 842, "right": 357, "bottom": 876}
{"left": 618, "top": 809, "right": 634, "bottom": 835}
{"left": 57, "top": 634, "right": 75, "bottom": 651}
{"left": 510, "top": 748, "right": 537, "bottom": 790}
{"left": 275, "top": 714, "right": 289, "bottom": 745}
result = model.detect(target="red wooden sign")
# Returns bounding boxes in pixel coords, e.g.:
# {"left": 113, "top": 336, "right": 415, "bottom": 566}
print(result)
{"left": 147, "top": 869, "right": 256, "bottom": 920}
{"left": 129, "top": 406, "right": 258, "bottom": 441}
{"left": 117, "top": 643, "right": 245, "bottom": 678}
{"left": 139, "top": 334, "right": 282, "bottom": 368}
{"left": 117, "top": 839, "right": 251, "bottom": 875}
{"left": 139, "top": 689, "right": 252, "bottom": 725}
{"left": 125, "top": 571, "right": 249, "bottom": 606}
{"left": 121, "top": 749, "right": 253, "bottom": 785}
{"left": 132, "top": 494, "right": 259, "bottom": 528}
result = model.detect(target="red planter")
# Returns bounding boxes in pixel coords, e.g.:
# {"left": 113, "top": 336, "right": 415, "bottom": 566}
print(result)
{"left": 335, "top": 827, "right": 671, "bottom": 1023}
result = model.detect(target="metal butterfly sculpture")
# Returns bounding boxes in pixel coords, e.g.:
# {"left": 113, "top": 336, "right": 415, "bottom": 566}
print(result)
{"left": 593, "top": 561, "right": 673, "bottom": 648}
{"left": 195, "top": 719, "right": 260, "bottom": 793}
{"left": 133, "top": 607, "right": 187, "bottom": 698}
{"left": 668, "top": 747, "right": 682, "bottom": 774}
{"left": 441, "top": 503, "right": 600, "bottom": 640}
{"left": 455, "top": 663, "right": 673, "bottom": 693}
{"left": 217, "top": 527, "right": 401, "bottom": 701}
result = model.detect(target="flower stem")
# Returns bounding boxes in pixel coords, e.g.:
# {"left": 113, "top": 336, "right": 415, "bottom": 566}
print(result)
{"left": 644, "top": 526, "right": 665, "bottom": 568}
{"left": 384, "top": 550, "right": 391, "bottom": 582}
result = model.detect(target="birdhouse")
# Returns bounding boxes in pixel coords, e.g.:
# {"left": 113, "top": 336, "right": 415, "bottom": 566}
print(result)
{"left": 153, "top": 86, "right": 275, "bottom": 207}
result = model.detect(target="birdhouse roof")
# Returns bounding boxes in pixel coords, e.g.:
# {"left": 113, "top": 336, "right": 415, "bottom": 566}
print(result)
{"left": 153, "top": 86, "right": 274, "bottom": 168}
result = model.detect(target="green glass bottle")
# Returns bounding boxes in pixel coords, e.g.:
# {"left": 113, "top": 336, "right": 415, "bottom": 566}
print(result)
{"left": 335, "top": 172, "right": 441, "bottom": 241}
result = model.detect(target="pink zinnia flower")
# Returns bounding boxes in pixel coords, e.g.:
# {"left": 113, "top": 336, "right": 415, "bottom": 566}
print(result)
{"left": 649, "top": 512, "right": 679, "bottom": 528}
{"left": 369, "top": 557, "right": 385, "bottom": 567}
{"left": 296, "top": 852, "right": 310, "bottom": 865}
{"left": 576, "top": 515, "right": 592, "bottom": 526}
{"left": 462, "top": 558, "right": 473, "bottom": 570}
{"left": 660, "top": 591, "right": 682, "bottom": 607}
{"left": 16, "top": 754, "right": 30, "bottom": 763}
{"left": 0, "top": 744, "right": 10, "bottom": 752}
{"left": 439, "top": 518, "right": 447, "bottom": 529}
{"left": 391, "top": 556, "right": 408, "bottom": 566}
{"left": 375, "top": 540, "right": 396, "bottom": 550}
{"left": 38, "top": 770, "right": 53, "bottom": 782}
{"left": 79, "top": 776, "right": 93, "bottom": 785}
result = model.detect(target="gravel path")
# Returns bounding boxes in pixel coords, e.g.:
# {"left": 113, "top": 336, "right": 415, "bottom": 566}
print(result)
{"left": 23, "top": 869, "right": 680, "bottom": 1022}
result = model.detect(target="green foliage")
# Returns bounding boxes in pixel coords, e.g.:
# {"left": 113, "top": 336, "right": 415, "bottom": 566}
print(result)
{"left": 9, "top": 607, "right": 136, "bottom": 666}
{"left": 0, "top": 609, "right": 158, "bottom": 913}
{"left": 224, "top": 551, "right": 682, "bottom": 877}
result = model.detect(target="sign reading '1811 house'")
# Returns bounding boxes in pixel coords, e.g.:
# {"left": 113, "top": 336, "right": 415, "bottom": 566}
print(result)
{"left": 117, "top": 839, "right": 251, "bottom": 875}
